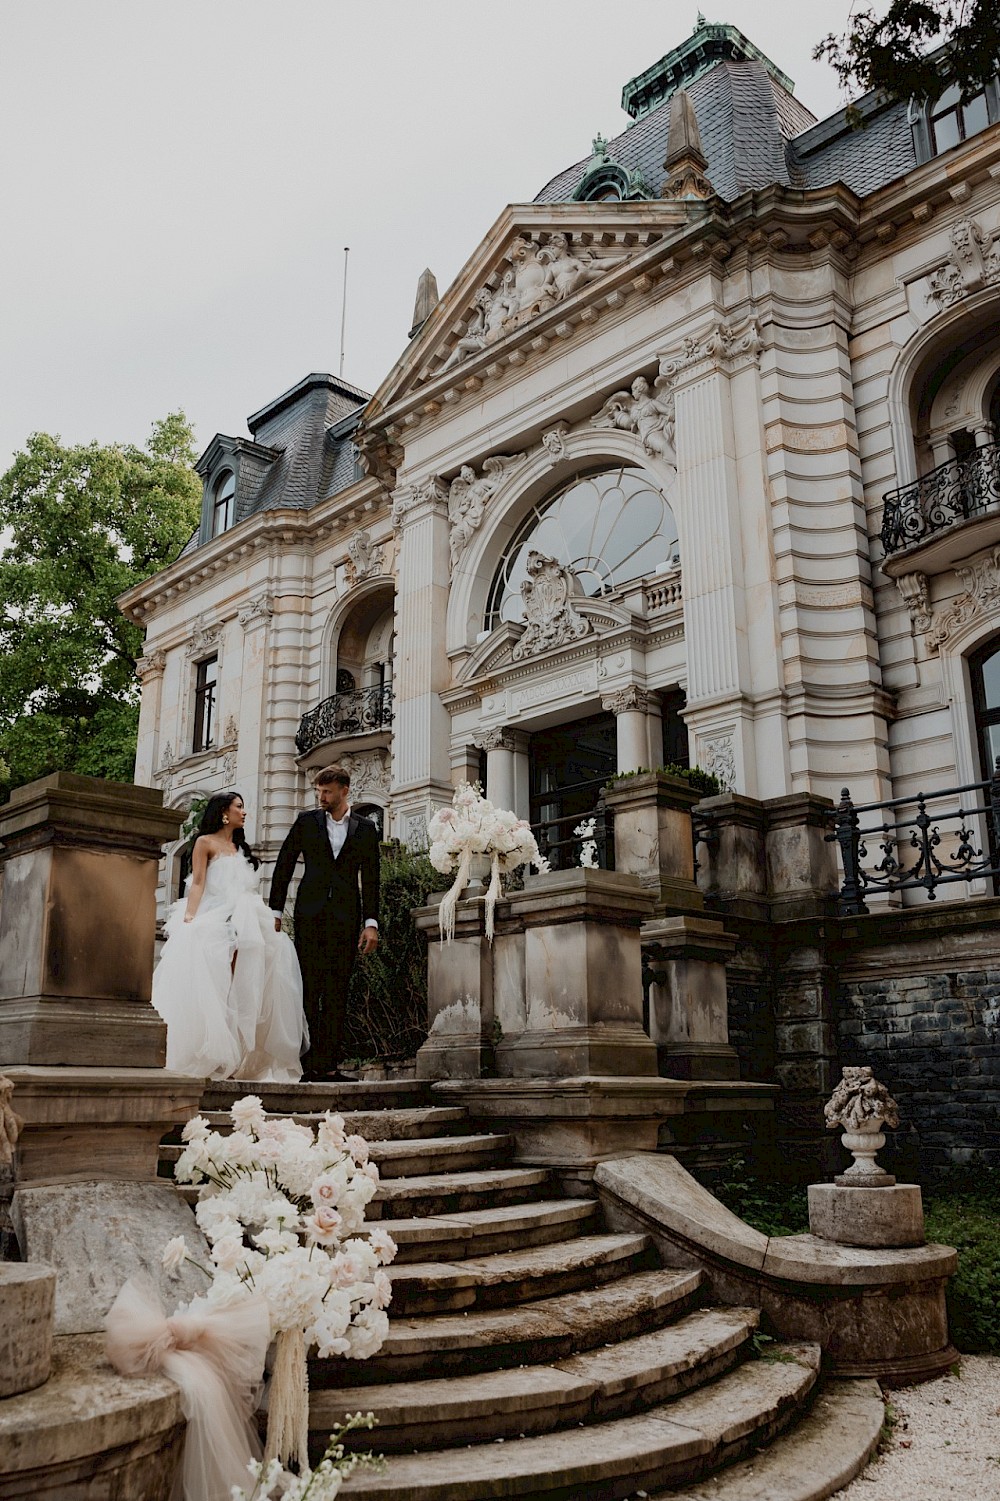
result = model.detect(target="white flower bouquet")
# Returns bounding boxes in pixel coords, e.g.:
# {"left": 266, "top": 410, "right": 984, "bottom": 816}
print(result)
{"left": 427, "top": 781, "right": 548, "bottom": 940}
{"left": 164, "top": 1095, "right": 396, "bottom": 1475}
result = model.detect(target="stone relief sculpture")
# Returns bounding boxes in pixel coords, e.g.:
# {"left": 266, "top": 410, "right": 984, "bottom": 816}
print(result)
{"left": 511, "top": 551, "right": 592, "bottom": 661}
{"left": 336, "top": 749, "right": 391, "bottom": 800}
{"left": 923, "top": 546, "right": 1000, "bottom": 650}
{"left": 441, "top": 234, "right": 613, "bottom": 371}
{"left": 699, "top": 733, "right": 736, "bottom": 791}
{"left": 895, "top": 572, "right": 933, "bottom": 636}
{"left": 541, "top": 423, "right": 570, "bottom": 463}
{"left": 345, "top": 528, "right": 385, "bottom": 586}
{"left": 447, "top": 454, "right": 525, "bottom": 569}
{"left": 136, "top": 649, "right": 166, "bottom": 684}
{"left": 927, "top": 218, "right": 1000, "bottom": 308}
{"left": 591, "top": 374, "right": 676, "bottom": 462}
{"left": 185, "top": 615, "right": 222, "bottom": 658}
{"left": 390, "top": 476, "right": 448, "bottom": 530}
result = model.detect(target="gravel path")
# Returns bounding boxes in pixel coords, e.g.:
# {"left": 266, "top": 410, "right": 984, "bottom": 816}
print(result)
{"left": 834, "top": 1355, "right": 1000, "bottom": 1500}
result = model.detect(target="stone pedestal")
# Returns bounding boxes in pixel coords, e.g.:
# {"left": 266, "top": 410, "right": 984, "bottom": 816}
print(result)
{"left": 692, "top": 793, "right": 768, "bottom": 919}
{"left": 641, "top": 915, "right": 740, "bottom": 1080}
{"left": 500, "top": 869, "right": 657, "bottom": 1078}
{"left": 808, "top": 1183, "right": 926, "bottom": 1249}
{"left": 604, "top": 771, "right": 704, "bottom": 915}
{"left": 0, "top": 773, "right": 183, "bottom": 1067}
{"left": 413, "top": 893, "right": 497, "bottom": 1080}
{"left": 763, "top": 793, "right": 838, "bottom": 920}
{"left": 0, "top": 1262, "right": 54, "bottom": 1396}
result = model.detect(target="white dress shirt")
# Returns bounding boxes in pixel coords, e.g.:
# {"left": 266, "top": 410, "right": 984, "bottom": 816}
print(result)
{"left": 326, "top": 808, "right": 378, "bottom": 928}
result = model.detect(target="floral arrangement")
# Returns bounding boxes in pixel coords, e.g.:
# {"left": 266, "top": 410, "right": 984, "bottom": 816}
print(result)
{"left": 163, "top": 1095, "right": 396, "bottom": 1476}
{"left": 574, "top": 817, "right": 598, "bottom": 869}
{"left": 427, "top": 781, "right": 548, "bottom": 940}
{"left": 234, "top": 1414, "right": 379, "bottom": 1501}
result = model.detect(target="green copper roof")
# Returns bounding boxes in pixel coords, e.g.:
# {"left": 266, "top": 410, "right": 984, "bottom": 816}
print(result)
{"left": 621, "top": 18, "right": 795, "bottom": 120}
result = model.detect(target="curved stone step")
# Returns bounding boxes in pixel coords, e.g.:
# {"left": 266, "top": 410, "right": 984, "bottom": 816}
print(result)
{"left": 312, "top": 1305, "right": 759, "bottom": 1451}
{"left": 380, "top": 1197, "right": 599, "bottom": 1263}
{"left": 335, "top": 1343, "right": 820, "bottom": 1499}
{"left": 663, "top": 1377, "right": 884, "bottom": 1501}
{"left": 195, "top": 1105, "right": 470, "bottom": 1140}
{"left": 315, "top": 1267, "right": 704, "bottom": 1386}
{"left": 198, "top": 1079, "right": 432, "bottom": 1114}
{"left": 368, "top": 1133, "right": 514, "bottom": 1178}
{"left": 372, "top": 1166, "right": 551, "bottom": 1219}
{"left": 388, "top": 1232, "right": 656, "bottom": 1313}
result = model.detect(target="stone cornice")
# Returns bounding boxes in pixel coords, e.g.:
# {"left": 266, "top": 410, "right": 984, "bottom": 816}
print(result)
{"left": 853, "top": 127, "right": 1000, "bottom": 252}
{"left": 118, "top": 474, "right": 387, "bottom": 625}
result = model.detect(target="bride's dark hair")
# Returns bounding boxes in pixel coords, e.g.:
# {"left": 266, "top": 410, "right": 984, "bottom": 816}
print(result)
{"left": 198, "top": 792, "right": 260, "bottom": 868}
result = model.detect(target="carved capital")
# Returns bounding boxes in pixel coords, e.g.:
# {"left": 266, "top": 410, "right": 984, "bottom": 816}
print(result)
{"left": 239, "top": 593, "right": 273, "bottom": 630}
{"left": 391, "top": 475, "right": 448, "bottom": 531}
{"left": 337, "top": 748, "right": 391, "bottom": 800}
{"left": 136, "top": 648, "right": 167, "bottom": 684}
{"left": 601, "top": 685, "right": 654, "bottom": 716}
{"left": 657, "top": 316, "right": 763, "bottom": 388}
{"left": 923, "top": 545, "right": 1000, "bottom": 651}
{"left": 473, "top": 726, "right": 515, "bottom": 753}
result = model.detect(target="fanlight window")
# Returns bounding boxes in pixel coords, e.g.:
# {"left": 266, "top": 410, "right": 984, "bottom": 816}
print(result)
{"left": 485, "top": 466, "right": 678, "bottom": 630}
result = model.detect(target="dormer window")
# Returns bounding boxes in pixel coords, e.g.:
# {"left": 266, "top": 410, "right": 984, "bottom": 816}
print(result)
{"left": 212, "top": 470, "right": 236, "bottom": 537}
{"left": 912, "top": 75, "right": 999, "bottom": 164}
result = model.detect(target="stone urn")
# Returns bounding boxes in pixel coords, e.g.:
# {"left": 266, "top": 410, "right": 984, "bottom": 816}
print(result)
{"left": 825, "top": 1066, "right": 900, "bottom": 1188}
{"left": 467, "top": 853, "right": 493, "bottom": 887}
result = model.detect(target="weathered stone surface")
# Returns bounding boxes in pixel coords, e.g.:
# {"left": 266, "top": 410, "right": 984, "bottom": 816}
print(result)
{"left": 0, "top": 1261, "right": 55, "bottom": 1397}
{"left": 11, "top": 1180, "right": 210, "bottom": 1334}
{"left": 378, "top": 1197, "right": 597, "bottom": 1261}
{"left": 0, "top": 1331, "right": 182, "bottom": 1496}
{"left": 808, "top": 1182, "right": 925, "bottom": 1248}
{"left": 670, "top": 1378, "right": 884, "bottom": 1501}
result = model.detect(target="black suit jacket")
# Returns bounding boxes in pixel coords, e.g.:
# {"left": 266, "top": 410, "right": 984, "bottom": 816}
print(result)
{"left": 268, "top": 809, "right": 380, "bottom": 928}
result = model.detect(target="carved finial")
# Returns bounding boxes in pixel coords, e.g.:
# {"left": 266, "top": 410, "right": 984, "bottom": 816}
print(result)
{"left": 825, "top": 1066, "right": 900, "bottom": 1187}
{"left": 695, "top": 10, "right": 707, "bottom": 30}
{"left": 409, "top": 267, "right": 439, "bottom": 340}
{"left": 661, "top": 90, "right": 714, "bottom": 201}
{"left": 592, "top": 132, "right": 609, "bottom": 161}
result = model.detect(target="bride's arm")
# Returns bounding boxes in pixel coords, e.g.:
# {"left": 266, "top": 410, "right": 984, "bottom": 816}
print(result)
{"left": 183, "top": 838, "right": 210, "bottom": 922}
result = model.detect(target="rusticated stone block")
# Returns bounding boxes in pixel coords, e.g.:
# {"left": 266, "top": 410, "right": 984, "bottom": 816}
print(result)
{"left": 0, "top": 1262, "right": 55, "bottom": 1397}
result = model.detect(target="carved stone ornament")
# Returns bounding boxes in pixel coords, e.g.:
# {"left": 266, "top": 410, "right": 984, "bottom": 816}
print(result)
{"left": 824, "top": 1065, "right": 900, "bottom": 1187}
{"left": 404, "top": 811, "right": 428, "bottom": 849}
{"left": 601, "top": 686, "right": 653, "bottom": 716}
{"left": 447, "top": 454, "right": 525, "bottom": 570}
{"left": 591, "top": 375, "right": 675, "bottom": 462}
{"left": 439, "top": 233, "right": 619, "bottom": 372}
{"left": 927, "top": 218, "right": 1000, "bottom": 308}
{"left": 185, "top": 616, "right": 222, "bottom": 659}
{"left": 158, "top": 741, "right": 176, "bottom": 775}
{"left": 895, "top": 572, "right": 933, "bottom": 636}
{"left": 136, "top": 648, "right": 166, "bottom": 684}
{"left": 923, "top": 546, "right": 1000, "bottom": 650}
{"left": 657, "top": 317, "right": 763, "bottom": 384}
{"left": 473, "top": 726, "right": 515, "bottom": 753}
{"left": 699, "top": 733, "right": 736, "bottom": 792}
{"left": 390, "top": 476, "right": 448, "bottom": 531}
{"left": 338, "top": 748, "right": 391, "bottom": 800}
{"left": 541, "top": 422, "right": 570, "bottom": 464}
{"left": 222, "top": 749, "right": 237, "bottom": 783}
{"left": 344, "top": 528, "right": 385, "bottom": 586}
{"left": 239, "top": 593, "right": 273, "bottom": 630}
{"left": 511, "top": 551, "right": 591, "bottom": 662}
{"left": 222, "top": 715, "right": 238, "bottom": 745}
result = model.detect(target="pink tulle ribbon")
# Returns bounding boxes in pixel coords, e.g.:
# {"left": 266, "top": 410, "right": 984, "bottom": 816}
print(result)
{"left": 106, "top": 1278, "right": 270, "bottom": 1501}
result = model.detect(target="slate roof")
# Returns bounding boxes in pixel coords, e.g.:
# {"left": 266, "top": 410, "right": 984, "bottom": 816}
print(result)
{"left": 534, "top": 58, "right": 916, "bottom": 207}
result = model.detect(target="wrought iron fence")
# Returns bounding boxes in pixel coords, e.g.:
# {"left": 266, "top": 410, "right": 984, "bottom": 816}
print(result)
{"left": 827, "top": 761, "right": 1000, "bottom": 915}
{"left": 881, "top": 442, "right": 1000, "bottom": 557}
{"left": 530, "top": 804, "right": 615, "bottom": 872}
{"left": 295, "top": 685, "right": 393, "bottom": 755}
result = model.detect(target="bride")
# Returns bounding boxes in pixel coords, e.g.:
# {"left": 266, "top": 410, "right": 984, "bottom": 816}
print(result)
{"left": 153, "top": 792, "right": 307, "bottom": 1081}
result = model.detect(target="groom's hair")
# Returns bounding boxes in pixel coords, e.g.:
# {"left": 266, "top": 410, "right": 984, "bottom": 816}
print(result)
{"left": 314, "top": 764, "right": 350, "bottom": 789}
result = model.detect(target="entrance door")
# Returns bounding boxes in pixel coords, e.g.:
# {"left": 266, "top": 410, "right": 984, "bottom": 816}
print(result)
{"left": 529, "top": 712, "right": 617, "bottom": 869}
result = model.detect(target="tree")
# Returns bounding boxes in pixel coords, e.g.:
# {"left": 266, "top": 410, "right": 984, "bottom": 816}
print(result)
{"left": 0, "top": 413, "right": 201, "bottom": 794}
{"left": 815, "top": 2, "right": 1000, "bottom": 106}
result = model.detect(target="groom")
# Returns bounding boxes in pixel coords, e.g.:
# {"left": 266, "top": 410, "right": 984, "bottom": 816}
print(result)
{"left": 269, "top": 763, "right": 380, "bottom": 1081}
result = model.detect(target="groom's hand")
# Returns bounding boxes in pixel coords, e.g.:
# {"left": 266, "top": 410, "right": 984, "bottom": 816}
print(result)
{"left": 358, "top": 927, "right": 379, "bottom": 955}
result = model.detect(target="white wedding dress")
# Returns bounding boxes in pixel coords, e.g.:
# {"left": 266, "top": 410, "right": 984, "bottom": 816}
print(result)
{"left": 152, "top": 851, "right": 307, "bottom": 1082}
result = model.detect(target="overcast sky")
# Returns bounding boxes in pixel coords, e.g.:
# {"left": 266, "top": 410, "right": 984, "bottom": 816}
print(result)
{"left": 0, "top": 0, "right": 859, "bottom": 474}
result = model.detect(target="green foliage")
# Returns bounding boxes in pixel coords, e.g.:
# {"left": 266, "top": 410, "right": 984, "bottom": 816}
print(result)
{"left": 815, "top": 2, "right": 1000, "bottom": 109}
{"left": 923, "top": 1171, "right": 1000, "bottom": 1354}
{"left": 606, "top": 763, "right": 723, "bottom": 797}
{"left": 0, "top": 412, "right": 201, "bottom": 795}
{"left": 711, "top": 1156, "right": 810, "bottom": 1237}
{"left": 344, "top": 843, "right": 440, "bottom": 1063}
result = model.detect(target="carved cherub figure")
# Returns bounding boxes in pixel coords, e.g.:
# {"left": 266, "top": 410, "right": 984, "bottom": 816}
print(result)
{"left": 592, "top": 374, "right": 676, "bottom": 462}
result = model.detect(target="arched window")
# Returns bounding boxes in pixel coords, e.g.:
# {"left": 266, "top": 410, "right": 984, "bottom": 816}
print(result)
{"left": 211, "top": 471, "right": 236, "bottom": 537}
{"left": 485, "top": 466, "right": 678, "bottom": 629}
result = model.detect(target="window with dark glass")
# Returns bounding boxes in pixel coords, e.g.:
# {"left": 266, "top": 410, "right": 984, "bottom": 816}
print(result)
{"left": 970, "top": 637, "right": 1000, "bottom": 780}
{"left": 929, "top": 81, "right": 991, "bottom": 153}
{"left": 211, "top": 471, "right": 236, "bottom": 537}
{"left": 193, "top": 656, "right": 218, "bottom": 752}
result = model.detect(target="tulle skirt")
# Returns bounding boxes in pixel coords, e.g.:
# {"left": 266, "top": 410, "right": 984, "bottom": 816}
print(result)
{"left": 153, "top": 891, "right": 307, "bottom": 1082}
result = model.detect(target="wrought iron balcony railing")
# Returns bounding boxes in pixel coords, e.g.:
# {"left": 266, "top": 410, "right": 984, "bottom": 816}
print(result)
{"left": 827, "top": 761, "right": 1000, "bottom": 915}
{"left": 295, "top": 685, "right": 393, "bottom": 756}
{"left": 530, "top": 803, "right": 615, "bottom": 872}
{"left": 881, "top": 442, "right": 1000, "bottom": 557}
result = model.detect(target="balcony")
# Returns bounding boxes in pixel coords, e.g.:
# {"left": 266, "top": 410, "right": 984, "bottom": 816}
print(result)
{"left": 880, "top": 442, "right": 1000, "bottom": 577}
{"left": 295, "top": 685, "right": 393, "bottom": 758}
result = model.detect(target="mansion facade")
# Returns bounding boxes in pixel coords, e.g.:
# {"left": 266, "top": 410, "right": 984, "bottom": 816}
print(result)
{"left": 121, "top": 18, "right": 1000, "bottom": 903}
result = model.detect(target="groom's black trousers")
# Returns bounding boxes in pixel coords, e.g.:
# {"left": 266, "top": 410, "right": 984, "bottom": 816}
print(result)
{"left": 294, "top": 913, "right": 359, "bottom": 1077}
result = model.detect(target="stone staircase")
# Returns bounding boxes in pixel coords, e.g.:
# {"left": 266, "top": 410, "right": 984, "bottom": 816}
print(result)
{"left": 158, "top": 1081, "right": 884, "bottom": 1501}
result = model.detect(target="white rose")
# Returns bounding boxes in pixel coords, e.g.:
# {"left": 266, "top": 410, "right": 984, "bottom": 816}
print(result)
{"left": 181, "top": 1115, "right": 209, "bottom": 1143}
{"left": 230, "top": 1095, "right": 266, "bottom": 1133}
{"left": 161, "top": 1235, "right": 188, "bottom": 1276}
{"left": 371, "top": 1269, "right": 393, "bottom": 1309}
{"left": 345, "top": 1134, "right": 369, "bottom": 1167}
{"left": 210, "top": 1234, "right": 247, "bottom": 1272}
{"left": 367, "top": 1226, "right": 397, "bottom": 1266}
{"left": 305, "top": 1206, "right": 343, "bottom": 1246}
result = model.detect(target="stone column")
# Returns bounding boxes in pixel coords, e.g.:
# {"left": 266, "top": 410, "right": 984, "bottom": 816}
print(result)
{"left": 134, "top": 649, "right": 167, "bottom": 787}
{"left": 475, "top": 727, "right": 516, "bottom": 810}
{"left": 412, "top": 894, "right": 498, "bottom": 1080}
{"left": 235, "top": 592, "right": 274, "bottom": 840}
{"left": 389, "top": 477, "right": 454, "bottom": 843}
{"left": 602, "top": 687, "right": 652, "bottom": 774}
{"left": 641, "top": 915, "right": 739, "bottom": 1079}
